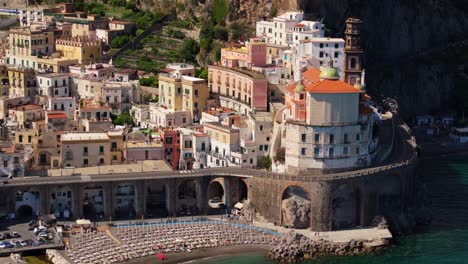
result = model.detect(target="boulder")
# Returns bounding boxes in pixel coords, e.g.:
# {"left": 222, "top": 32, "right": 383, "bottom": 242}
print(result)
{"left": 281, "top": 196, "right": 311, "bottom": 229}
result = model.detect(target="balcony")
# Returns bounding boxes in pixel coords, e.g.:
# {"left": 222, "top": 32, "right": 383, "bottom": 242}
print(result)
{"left": 99, "top": 151, "right": 105, "bottom": 155}
{"left": 83, "top": 152, "right": 88, "bottom": 156}
{"left": 217, "top": 79, "right": 221, "bottom": 84}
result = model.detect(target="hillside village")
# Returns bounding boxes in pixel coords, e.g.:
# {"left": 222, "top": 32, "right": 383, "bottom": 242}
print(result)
{"left": 0, "top": 2, "right": 386, "bottom": 180}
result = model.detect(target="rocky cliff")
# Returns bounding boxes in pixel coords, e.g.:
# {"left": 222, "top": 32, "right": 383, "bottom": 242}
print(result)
{"left": 139, "top": 0, "right": 468, "bottom": 117}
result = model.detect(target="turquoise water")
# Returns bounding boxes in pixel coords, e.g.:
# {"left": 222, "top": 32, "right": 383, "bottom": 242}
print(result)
{"left": 197, "top": 154, "right": 468, "bottom": 264}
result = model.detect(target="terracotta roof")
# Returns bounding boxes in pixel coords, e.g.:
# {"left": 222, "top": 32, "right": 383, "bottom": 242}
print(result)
{"left": 287, "top": 81, "right": 298, "bottom": 93}
{"left": 11, "top": 104, "right": 43, "bottom": 111}
{"left": 306, "top": 80, "right": 361, "bottom": 94}
{"left": 294, "top": 23, "right": 305, "bottom": 28}
{"left": 302, "top": 67, "right": 321, "bottom": 83}
{"left": 48, "top": 112, "right": 68, "bottom": 119}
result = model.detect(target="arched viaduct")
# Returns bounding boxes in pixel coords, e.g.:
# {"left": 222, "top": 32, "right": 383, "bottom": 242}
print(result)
{"left": 0, "top": 156, "right": 416, "bottom": 231}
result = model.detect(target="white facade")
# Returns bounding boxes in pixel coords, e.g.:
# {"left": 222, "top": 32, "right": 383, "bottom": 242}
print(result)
{"left": 37, "top": 73, "right": 70, "bottom": 97}
{"left": 148, "top": 104, "right": 191, "bottom": 128}
{"left": 101, "top": 80, "right": 140, "bottom": 113}
{"left": 295, "top": 38, "right": 345, "bottom": 79}
{"left": 19, "top": 8, "right": 45, "bottom": 28}
{"left": 256, "top": 12, "right": 324, "bottom": 47}
{"left": 48, "top": 97, "right": 76, "bottom": 119}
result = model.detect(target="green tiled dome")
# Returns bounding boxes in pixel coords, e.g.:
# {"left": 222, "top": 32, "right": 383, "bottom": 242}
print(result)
{"left": 294, "top": 83, "right": 305, "bottom": 92}
{"left": 320, "top": 67, "right": 339, "bottom": 79}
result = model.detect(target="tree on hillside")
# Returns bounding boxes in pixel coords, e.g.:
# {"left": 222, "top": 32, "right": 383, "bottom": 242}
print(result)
{"left": 112, "top": 112, "right": 134, "bottom": 126}
{"left": 178, "top": 38, "right": 200, "bottom": 63}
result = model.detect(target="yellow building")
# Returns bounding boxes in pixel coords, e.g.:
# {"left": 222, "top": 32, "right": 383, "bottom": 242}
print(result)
{"left": 8, "top": 27, "right": 55, "bottom": 59}
{"left": 159, "top": 74, "right": 209, "bottom": 122}
{"left": 55, "top": 36, "right": 102, "bottom": 65}
{"left": 7, "top": 67, "right": 36, "bottom": 101}
{"left": 15, "top": 129, "right": 39, "bottom": 145}
{"left": 108, "top": 130, "right": 125, "bottom": 165}
{"left": 0, "top": 65, "right": 8, "bottom": 96}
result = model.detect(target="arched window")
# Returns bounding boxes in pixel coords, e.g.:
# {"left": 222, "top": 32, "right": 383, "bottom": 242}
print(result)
{"left": 65, "top": 151, "right": 73, "bottom": 160}
{"left": 350, "top": 58, "right": 357, "bottom": 69}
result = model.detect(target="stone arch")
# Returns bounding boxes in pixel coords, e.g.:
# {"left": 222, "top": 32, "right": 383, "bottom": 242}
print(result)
{"left": 83, "top": 184, "right": 104, "bottom": 220}
{"left": 17, "top": 205, "right": 33, "bottom": 219}
{"left": 377, "top": 174, "right": 402, "bottom": 217}
{"left": 332, "top": 184, "right": 361, "bottom": 230}
{"left": 207, "top": 178, "right": 225, "bottom": 209}
{"left": 238, "top": 179, "right": 248, "bottom": 202}
{"left": 280, "top": 185, "right": 311, "bottom": 229}
{"left": 177, "top": 179, "right": 201, "bottom": 215}
{"left": 146, "top": 182, "right": 169, "bottom": 218}
{"left": 114, "top": 183, "right": 136, "bottom": 218}
{"left": 15, "top": 188, "right": 40, "bottom": 217}
{"left": 49, "top": 186, "right": 72, "bottom": 219}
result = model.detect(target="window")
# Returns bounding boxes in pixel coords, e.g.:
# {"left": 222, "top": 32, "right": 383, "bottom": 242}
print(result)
{"left": 301, "top": 148, "right": 306, "bottom": 156}
{"left": 65, "top": 151, "right": 73, "bottom": 160}
{"left": 83, "top": 159, "right": 88, "bottom": 166}
{"left": 343, "top": 146, "right": 349, "bottom": 155}
{"left": 329, "top": 147, "right": 334, "bottom": 157}
{"left": 266, "top": 137, "right": 270, "bottom": 142}
{"left": 319, "top": 52, "right": 324, "bottom": 58}
{"left": 344, "top": 134, "right": 349, "bottom": 144}
{"left": 335, "top": 43, "right": 339, "bottom": 49}
{"left": 314, "top": 133, "right": 320, "bottom": 143}
{"left": 18, "top": 135, "right": 23, "bottom": 143}
{"left": 259, "top": 145, "right": 263, "bottom": 151}
{"left": 334, "top": 52, "right": 339, "bottom": 58}
{"left": 301, "top": 134, "right": 306, "bottom": 142}
{"left": 356, "top": 147, "right": 360, "bottom": 154}
{"left": 329, "top": 134, "right": 334, "bottom": 144}
{"left": 264, "top": 145, "right": 269, "bottom": 151}
{"left": 112, "top": 155, "right": 117, "bottom": 161}
{"left": 259, "top": 125, "right": 263, "bottom": 131}
{"left": 356, "top": 134, "right": 360, "bottom": 141}
{"left": 111, "top": 142, "right": 117, "bottom": 150}
{"left": 99, "top": 158, "right": 104, "bottom": 164}
{"left": 320, "top": 43, "right": 324, "bottom": 48}
{"left": 314, "top": 147, "right": 320, "bottom": 156}
{"left": 201, "top": 142, "right": 206, "bottom": 151}
{"left": 28, "top": 136, "right": 32, "bottom": 143}
{"left": 99, "top": 146, "right": 104, "bottom": 154}
{"left": 83, "top": 147, "right": 88, "bottom": 156}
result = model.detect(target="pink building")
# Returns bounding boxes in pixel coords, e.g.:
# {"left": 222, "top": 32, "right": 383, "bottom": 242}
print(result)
{"left": 220, "top": 41, "right": 267, "bottom": 69}
{"left": 124, "top": 140, "right": 164, "bottom": 162}
{"left": 208, "top": 66, "right": 268, "bottom": 111}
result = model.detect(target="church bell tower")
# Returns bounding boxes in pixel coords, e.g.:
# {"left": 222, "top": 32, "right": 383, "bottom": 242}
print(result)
{"left": 343, "top": 18, "right": 364, "bottom": 85}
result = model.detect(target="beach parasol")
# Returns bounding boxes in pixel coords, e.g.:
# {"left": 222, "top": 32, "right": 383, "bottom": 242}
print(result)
{"left": 156, "top": 253, "right": 167, "bottom": 260}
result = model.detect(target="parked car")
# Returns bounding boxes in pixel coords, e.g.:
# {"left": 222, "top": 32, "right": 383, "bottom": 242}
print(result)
{"left": 32, "top": 240, "right": 43, "bottom": 246}
{"left": 12, "top": 240, "right": 22, "bottom": 248}
{"left": 0, "top": 233, "right": 4, "bottom": 240}
{"left": 11, "top": 232, "right": 20, "bottom": 238}
{"left": 17, "top": 240, "right": 27, "bottom": 247}
{"left": 24, "top": 239, "right": 34, "bottom": 246}
{"left": 1, "top": 241, "right": 14, "bottom": 248}
{"left": 33, "top": 226, "right": 46, "bottom": 235}
{"left": 3, "top": 232, "right": 11, "bottom": 239}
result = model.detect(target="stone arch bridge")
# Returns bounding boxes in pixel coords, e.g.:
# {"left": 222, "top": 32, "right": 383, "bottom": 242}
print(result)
{"left": 0, "top": 155, "right": 416, "bottom": 231}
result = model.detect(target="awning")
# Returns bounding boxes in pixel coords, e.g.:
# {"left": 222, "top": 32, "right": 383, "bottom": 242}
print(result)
{"left": 234, "top": 202, "right": 243, "bottom": 210}
{"left": 76, "top": 219, "right": 92, "bottom": 225}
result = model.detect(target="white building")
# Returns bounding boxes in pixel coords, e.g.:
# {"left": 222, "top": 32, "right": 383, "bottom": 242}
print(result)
{"left": 148, "top": 103, "right": 191, "bottom": 128}
{"left": 36, "top": 73, "right": 70, "bottom": 97}
{"left": 280, "top": 59, "right": 376, "bottom": 174}
{"left": 101, "top": 80, "right": 140, "bottom": 113}
{"left": 48, "top": 97, "right": 76, "bottom": 119}
{"left": 19, "top": 8, "right": 46, "bottom": 28}
{"left": 256, "top": 12, "right": 324, "bottom": 46}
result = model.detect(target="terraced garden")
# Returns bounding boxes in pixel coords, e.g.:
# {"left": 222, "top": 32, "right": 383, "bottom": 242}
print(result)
{"left": 114, "top": 27, "right": 194, "bottom": 72}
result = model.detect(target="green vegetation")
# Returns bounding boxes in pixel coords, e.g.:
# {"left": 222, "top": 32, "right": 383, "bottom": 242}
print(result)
{"left": 111, "top": 35, "right": 131, "bottom": 49}
{"left": 165, "top": 28, "right": 186, "bottom": 39}
{"left": 258, "top": 156, "right": 272, "bottom": 171}
{"left": 178, "top": 38, "right": 200, "bottom": 63}
{"left": 213, "top": 0, "right": 228, "bottom": 25}
{"left": 23, "top": 255, "right": 52, "bottom": 264}
{"left": 195, "top": 68, "right": 208, "bottom": 80}
{"left": 168, "top": 20, "right": 193, "bottom": 29}
{"left": 139, "top": 76, "right": 158, "bottom": 87}
{"left": 112, "top": 112, "right": 135, "bottom": 126}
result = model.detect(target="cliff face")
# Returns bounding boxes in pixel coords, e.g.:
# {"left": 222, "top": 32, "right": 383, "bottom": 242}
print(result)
{"left": 140, "top": 0, "right": 468, "bottom": 117}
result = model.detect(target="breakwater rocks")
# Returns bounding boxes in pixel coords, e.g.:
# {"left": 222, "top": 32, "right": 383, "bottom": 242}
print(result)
{"left": 266, "top": 232, "right": 391, "bottom": 263}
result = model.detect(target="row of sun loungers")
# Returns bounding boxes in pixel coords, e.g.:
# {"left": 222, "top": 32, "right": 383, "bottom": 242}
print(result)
{"left": 66, "top": 220, "right": 281, "bottom": 264}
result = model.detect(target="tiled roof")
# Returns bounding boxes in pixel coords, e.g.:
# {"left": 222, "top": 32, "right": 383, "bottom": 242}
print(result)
{"left": 306, "top": 80, "right": 361, "bottom": 94}
{"left": 302, "top": 67, "right": 321, "bottom": 83}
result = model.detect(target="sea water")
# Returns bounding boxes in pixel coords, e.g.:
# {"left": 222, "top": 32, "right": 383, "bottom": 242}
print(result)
{"left": 196, "top": 154, "right": 468, "bottom": 264}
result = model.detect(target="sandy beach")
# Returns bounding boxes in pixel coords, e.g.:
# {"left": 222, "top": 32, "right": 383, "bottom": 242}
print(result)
{"left": 123, "top": 244, "right": 271, "bottom": 264}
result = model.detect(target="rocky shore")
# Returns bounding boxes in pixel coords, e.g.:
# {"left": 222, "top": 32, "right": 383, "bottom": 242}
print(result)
{"left": 266, "top": 231, "right": 392, "bottom": 263}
